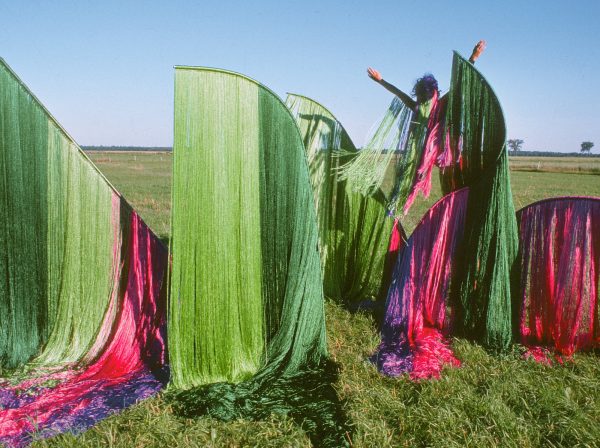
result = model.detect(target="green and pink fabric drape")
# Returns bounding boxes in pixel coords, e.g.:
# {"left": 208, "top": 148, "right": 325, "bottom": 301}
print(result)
{"left": 1, "top": 50, "right": 599, "bottom": 448}
{"left": 0, "top": 59, "right": 168, "bottom": 447}
{"left": 348, "top": 53, "right": 600, "bottom": 378}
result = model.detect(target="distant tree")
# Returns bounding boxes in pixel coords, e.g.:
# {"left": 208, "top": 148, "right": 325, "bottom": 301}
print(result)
{"left": 508, "top": 139, "right": 524, "bottom": 153}
{"left": 580, "top": 141, "right": 594, "bottom": 154}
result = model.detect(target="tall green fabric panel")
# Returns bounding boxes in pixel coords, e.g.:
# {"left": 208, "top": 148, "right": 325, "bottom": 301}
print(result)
{"left": 169, "top": 68, "right": 346, "bottom": 447}
{"left": 0, "top": 59, "right": 121, "bottom": 370}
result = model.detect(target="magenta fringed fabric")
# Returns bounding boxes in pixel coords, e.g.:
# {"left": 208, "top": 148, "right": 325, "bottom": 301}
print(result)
{"left": 0, "top": 211, "right": 167, "bottom": 447}
{"left": 372, "top": 189, "right": 468, "bottom": 378}
{"left": 517, "top": 197, "right": 600, "bottom": 358}
{"left": 375, "top": 192, "right": 600, "bottom": 378}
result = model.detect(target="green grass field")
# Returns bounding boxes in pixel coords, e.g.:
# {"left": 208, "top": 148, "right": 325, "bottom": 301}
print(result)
{"left": 32, "top": 153, "right": 600, "bottom": 447}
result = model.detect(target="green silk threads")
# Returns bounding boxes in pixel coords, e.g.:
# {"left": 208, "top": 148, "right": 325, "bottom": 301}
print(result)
{"left": 168, "top": 67, "right": 347, "bottom": 447}
{"left": 169, "top": 68, "right": 265, "bottom": 387}
{"left": 286, "top": 93, "right": 395, "bottom": 304}
{"left": 0, "top": 59, "right": 118, "bottom": 370}
{"left": 443, "top": 53, "right": 518, "bottom": 349}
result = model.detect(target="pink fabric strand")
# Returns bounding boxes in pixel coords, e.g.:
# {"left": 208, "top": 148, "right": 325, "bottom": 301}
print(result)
{"left": 403, "top": 93, "right": 447, "bottom": 214}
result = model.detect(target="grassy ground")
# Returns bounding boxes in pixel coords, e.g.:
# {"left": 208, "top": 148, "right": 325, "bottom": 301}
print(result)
{"left": 32, "top": 152, "right": 600, "bottom": 447}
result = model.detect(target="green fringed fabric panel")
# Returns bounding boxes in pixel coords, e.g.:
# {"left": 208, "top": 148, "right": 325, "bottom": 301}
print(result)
{"left": 0, "top": 59, "right": 120, "bottom": 370}
{"left": 38, "top": 128, "right": 117, "bottom": 364}
{"left": 444, "top": 53, "right": 519, "bottom": 349}
{"left": 168, "top": 68, "right": 348, "bottom": 447}
{"left": 169, "top": 68, "right": 265, "bottom": 387}
{"left": 285, "top": 93, "right": 395, "bottom": 303}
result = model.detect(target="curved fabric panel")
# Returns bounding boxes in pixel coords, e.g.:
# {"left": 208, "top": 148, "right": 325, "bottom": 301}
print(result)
{"left": 374, "top": 190, "right": 600, "bottom": 377}
{"left": 285, "top": 93, "right": 397, "bottom": 304}
{"left": 0, "top": 59, "right": 119, "bottom": 369}
{"left": 516, "top": 197, "right": 600, "bottom": 357}
{"left": 169, "top": 67, "right": 265, "bottom": 387}
{"left": 0, "top": 59, "right": 168, "bottom": 447}
{"left": 443, "top": 52, "right": 518, "bottom": 350}
{"left": 372, "top": 189, "right": 468, "bottom": 378}
{"left": 168, "top": 68, "right": 347, "bottom": 447}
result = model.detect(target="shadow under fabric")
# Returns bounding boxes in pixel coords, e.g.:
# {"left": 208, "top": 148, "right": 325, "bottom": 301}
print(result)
{"left": 0, "top": 59, "right": 168, "bottom": 447}
{"left": 285, "top": 93, "right": 400, "bottom": 306}
{"left": 167, "top": 68, "right": 349, "bottom": 447}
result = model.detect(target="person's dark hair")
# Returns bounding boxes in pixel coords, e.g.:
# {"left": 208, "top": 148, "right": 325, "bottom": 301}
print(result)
{"left": 412, "top": 74, "right": 438, "bottom": 103}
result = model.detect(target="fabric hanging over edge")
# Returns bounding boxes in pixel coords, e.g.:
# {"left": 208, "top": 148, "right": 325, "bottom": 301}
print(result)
{"left": 372, "top": 188, "right": 468, "bottom": 378}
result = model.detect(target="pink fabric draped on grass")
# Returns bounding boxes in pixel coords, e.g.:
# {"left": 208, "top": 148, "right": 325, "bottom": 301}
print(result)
{"left": 372, "top": 54, "right": 599, "bottom": 380}
{"left": 372, "top": 188, "right": 468, "bottom": 379}
{"left": 374, "top": 193, "right": 600, "bottom": 380}
{"left": 0, "top": 210, "right": 167, "bottom": 447}
{"left": 517, "top": 197, "right": 600, "bottom": 361}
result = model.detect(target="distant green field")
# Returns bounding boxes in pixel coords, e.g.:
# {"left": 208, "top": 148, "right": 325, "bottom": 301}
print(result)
{"left": 509, "top": 156, "right": 600, "bottom": 175}
{"left": 46, "top": 151, "right": 600, "bottom": 448}
{"left": 87, "top": 152, "right": 172, "bottom": 239}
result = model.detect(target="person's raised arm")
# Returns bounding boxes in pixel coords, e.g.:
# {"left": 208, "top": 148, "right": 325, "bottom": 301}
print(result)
{"left": 438, "top": 40, "right": 487, "bottom": 101}
{"left": 367, "top": 67, "right": 416, "bottom": 110}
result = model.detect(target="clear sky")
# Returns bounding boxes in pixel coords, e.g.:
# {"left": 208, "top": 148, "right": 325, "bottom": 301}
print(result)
{"left": 1, "top": 1, "right": 598, "bottom": 152}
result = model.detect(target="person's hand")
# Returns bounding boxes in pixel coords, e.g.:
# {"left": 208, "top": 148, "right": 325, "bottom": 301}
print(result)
{"left": 469, "top": 40, "right": 486, "bottom": 63}
{"left": 367, "top": 67, "right": 382, "bottom": 82}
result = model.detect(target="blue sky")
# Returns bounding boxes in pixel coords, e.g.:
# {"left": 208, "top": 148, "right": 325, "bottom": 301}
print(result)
{"left": 1, "top": 1, "right": 598, "bottom": 152}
